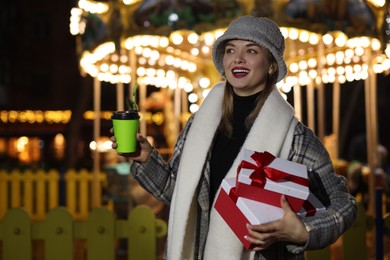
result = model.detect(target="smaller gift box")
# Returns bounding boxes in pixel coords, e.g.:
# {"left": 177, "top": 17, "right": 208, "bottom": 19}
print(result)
{"left": 214, "top": 177, "right": 284, "bottom": 249}
{"left": 236, "top": 149, "right": 309, "bottom": 212}
{"left": 297, "top": 192, "right": 326, "bottom": 217}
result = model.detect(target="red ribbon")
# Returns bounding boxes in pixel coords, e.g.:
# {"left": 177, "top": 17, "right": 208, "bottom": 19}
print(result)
{"left": 237, "top": 151, "right": 309, "bottom": 188}
{"left": 228, "top": 187, "right": 238, "bottom": 203}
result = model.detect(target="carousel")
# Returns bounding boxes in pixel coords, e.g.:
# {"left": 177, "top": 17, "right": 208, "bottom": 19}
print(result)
{"left": 69, "top": 0, "right": 389, "bottom": 216}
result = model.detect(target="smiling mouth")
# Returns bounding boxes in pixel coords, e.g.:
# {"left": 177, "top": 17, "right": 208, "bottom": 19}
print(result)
{"left": 232, "top": 69, "right": 249, "bottom": 77}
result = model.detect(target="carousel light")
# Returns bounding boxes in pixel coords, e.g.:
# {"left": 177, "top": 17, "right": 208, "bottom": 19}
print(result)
{"left": 142, "top": 47, "right": 152, "bottom": 58}
{"left": 69, "top": 8, "right": 84, "bottom": 35}
{"left": 338, "top": 75, "right": 346, "bottom": 84}
{"left": 188, "top": 63, "right": 197, "bottom": 73}
{"left": 334, "top": 32, "right": 347, "bottom": 47}
{"left": 322, "top": 34, "right": 333, "bottom": 45}
{"left": 285, "top": 76, "right": 298, "bottom": 86}
{"left": 352, "top": 55, "right": 361, "bottom": 63}
{"left": 169, "top": 81, "right": 177, "bottom": 89}
{"left": 281, "top": 82, "right": 292, "bottom": 93}
{"left": 151, "top": 50, "right": 160, "bottom": 60}
{"left": 344, "top": 65, "right": 353, "bottom": 75}
{"left": 158, "top": 57, "right": 166, "bottom": 67}
{"left": 327, "top": 67, "right": 336, "bottom": 75}
{"left": 308, "top": 58, "right": 317, "bottom": 68}
{"left": 214, "top": 29, "right": 225, "bottom": 39}
{"left": 168, "top": 13, "right": 179, "bottom": 23}
{"left": 138, "top": 57, "right": 147, "bottom": 65}
{"left": 157, "top": 69, "right": 165, "bottom": 77}
{"left": 371, "top": 38, "right": 381, "bottom": 51}
{"left": 360, "top": 37, "right": 371, "bottom": 48}
{"left": 120, "top": 54, "right": 128, "bottom": 63}
{"left": 335, "top": 51, "right": 345, "bottom": 64}
{"left": 326, "top": 53, "right": 336, "bottom": 66}
{"left": 298, "top": 60, "right": 308, "bottom": 70}
{"left": 173, "top": 57, "right": 182, "bottom": 68}
{"left": 171, "top": 33, "right": 184, "bottom": 45}
{"left": 373, "top": 63, "right": 384, "bottom": 73}
{"left": 191, "top": 48, "right": 199, "bottom": 56}
{"left": 336, "top": 66, "right": 345, "bottom": 75}
{"left": 148, "top": 59, "right": 156, "bottom": 66}
{"left": 383, "top": 59, "right": 390, "bottom": 70}
{"left": 309, "top": 33, "right": 319, "bottom": 45}
{"left": 109, "top": 75, "right": 119, "bottom": 84}
{"left": 159, "top": 37, "right": 169, "bottom": 48}
{"left": 78, "top": 0, "right": 108, "bottom": 14}
{"left": 181, "top": 61, "right": 189, "bottom": 70}
{"left": 119, "top": 74, "right": 131, "bottom": 83}
{"left": 288, "top": 28, "right": 299, "bottom": 40}
{"left": 202, "top": 89, "right": 210, "bottom": 98}
{"left": 199, "top": 77, "right": 210, "bottom": 88}
{"left": 346, "top": 73, "right": 355, "bottom": 82}
{"left": 100, "top": 63, "right": 109, "bottom": 72}
{"left": 188, "top": 93, "right": 198, "bottom": 103}
{"left": 178, "top": 76, "right": 188, "bottom": 87}
{"left": 137, "top": 67, "right": 146, "bottom": 76}
{"left": 189, "top": 104, "right": 199, "bottom": 113}
{"left": 146, "top": 68, "right": 156, "bottom": 77}
{"left": 166, "top": 70, "right": 176, "bottom": 79}
{"left": 289, "top": 62, "right": 299, "bottom": 73}
{"left": 308, "top": 69, "right": 317, "bottom": 79}
{"left": 188, "top": 33, "right": 199, "bottom": 44}
{"left": 204, "top": 33, "right": 215, "bottom": 46}
{"left": 184, "top": 82, "right": 193, "bottom": 92}
{"left": 299, "top": 70, "right": 308, "bottom": 77}
{"left": 354, "top": 64, "right": 362, "bottom": 72}
{"left": 354, "top": 72, "right": 362, "bottom": 81}
{"left": 111, "top": 53, "right": 119, "bottom": 62}
{"left": 361, "top": 70, "right": 369, "bottom": 80}
{"left": 345, "top": 49, "right": 354, "bottom": 58}
{"left": 280, "top": 27, "right": 288, "bottom": 39}
{"left": 109, "top": 64, "right": 118, "bottom": 73}
{"left": 299, "top": 31, "right": 309, "bottom": 43}
{"left": 368, "top": 0, "right": 386, "bottom": 7}
{"left": 165, "top": 55, "right": 174, "bottom": 66}
{"left": 201, "top": 46, "right": 210, "bottom": 55}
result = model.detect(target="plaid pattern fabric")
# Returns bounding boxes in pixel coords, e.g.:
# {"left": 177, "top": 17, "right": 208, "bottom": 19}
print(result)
{"left": 131, "top": 115, "right": 357, "bottom": 259}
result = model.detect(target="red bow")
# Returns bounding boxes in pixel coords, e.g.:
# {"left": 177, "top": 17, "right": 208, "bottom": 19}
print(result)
{"left": 237, "top": 151, "right": 308, "bottom": 188}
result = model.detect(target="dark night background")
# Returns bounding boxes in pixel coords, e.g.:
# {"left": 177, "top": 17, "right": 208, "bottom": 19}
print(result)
{"left": 1, "top": 0, "right": 390, "bottom": 170}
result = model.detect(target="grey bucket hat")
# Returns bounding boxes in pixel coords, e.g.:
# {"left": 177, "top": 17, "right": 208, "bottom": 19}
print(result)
{"left": 212, "top": 15, "right": 287, "bottom": 83}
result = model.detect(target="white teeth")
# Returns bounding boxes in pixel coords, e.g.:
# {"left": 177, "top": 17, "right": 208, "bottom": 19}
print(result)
{"left": 233, "top": 69, "right": 249, "bottom": 73}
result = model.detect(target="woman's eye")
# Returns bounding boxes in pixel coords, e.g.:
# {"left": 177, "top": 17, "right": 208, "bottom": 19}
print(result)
{"left": 248, "top": 49, "right": 257, "bottom": 54}
{"left": 225, "top": 48, "right": 234, "bottom": 54}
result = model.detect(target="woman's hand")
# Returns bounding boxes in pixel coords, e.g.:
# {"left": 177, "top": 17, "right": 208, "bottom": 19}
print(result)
{"left": 244, "top": 195, "right": 308, "bottom": 251}
{"left": 110, "top": 128, "right": 153, "bottom": 163}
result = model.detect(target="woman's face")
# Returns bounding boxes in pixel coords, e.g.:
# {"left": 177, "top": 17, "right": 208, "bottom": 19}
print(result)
{"left": 222, "top": 40, "right": 271, "bottom": 96}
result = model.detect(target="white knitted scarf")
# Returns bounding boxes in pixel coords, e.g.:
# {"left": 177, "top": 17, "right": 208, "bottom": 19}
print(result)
{"left": 166, "top": 82, "right": 298, "bottom": 260}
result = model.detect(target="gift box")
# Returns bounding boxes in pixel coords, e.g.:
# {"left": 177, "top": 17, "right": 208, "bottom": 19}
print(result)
{"left": 236, "top": 149, "right": 309, "bottom": 212}
{"left": 214, "top": 177, "right": 284, "bottom": 249}
{"left": 297, "top": 192, "right": 326, "bottom": 217}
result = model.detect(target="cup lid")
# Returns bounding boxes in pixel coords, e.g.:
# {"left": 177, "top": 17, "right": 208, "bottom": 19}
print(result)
{"left": 111, "top": 111, "right": 139, "bottom": 119}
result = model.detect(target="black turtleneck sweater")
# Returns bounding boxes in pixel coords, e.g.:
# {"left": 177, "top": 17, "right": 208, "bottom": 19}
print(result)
{"left": 209, "top": 91, "right": 261, "bottom": 206}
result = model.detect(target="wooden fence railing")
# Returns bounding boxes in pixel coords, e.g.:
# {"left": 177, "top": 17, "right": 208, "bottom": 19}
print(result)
{"left": 0, "top": 169, "right": 107, "bottom": 221}
{"left": 0, "top": 205, "right": 167, "bottom": 260}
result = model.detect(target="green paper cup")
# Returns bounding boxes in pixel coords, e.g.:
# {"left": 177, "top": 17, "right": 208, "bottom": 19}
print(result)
{"left": 112, "top": 111, "right": 140, "bottom": 154}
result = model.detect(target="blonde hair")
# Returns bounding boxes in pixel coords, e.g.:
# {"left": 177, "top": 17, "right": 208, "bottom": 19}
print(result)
{"left": 218, "top": 50, "right": 278, "bottom": 137}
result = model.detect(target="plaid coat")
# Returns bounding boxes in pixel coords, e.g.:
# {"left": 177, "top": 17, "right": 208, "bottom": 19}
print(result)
{"left": 131, "top": 113, "right": 357, "bottom": 259}
{"left": 131, "top": 84, "right": 357, "bottom": 259}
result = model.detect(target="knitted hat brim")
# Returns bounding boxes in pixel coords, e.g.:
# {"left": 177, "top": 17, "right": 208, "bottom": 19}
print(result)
{"left": 212, "top": 16, "right": 287, "bottom": 83}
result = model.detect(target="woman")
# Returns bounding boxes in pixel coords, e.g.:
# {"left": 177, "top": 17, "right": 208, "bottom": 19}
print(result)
{"left": 111, "top": 15, "right": 357, "bottom": 260}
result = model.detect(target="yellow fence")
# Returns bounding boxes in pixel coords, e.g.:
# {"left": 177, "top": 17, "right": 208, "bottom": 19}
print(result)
{"left": 0, "top": 169, "right": 107, "bottom": 221}
{"left": 0, "top": 205, "right": 167, "bottom": 260}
